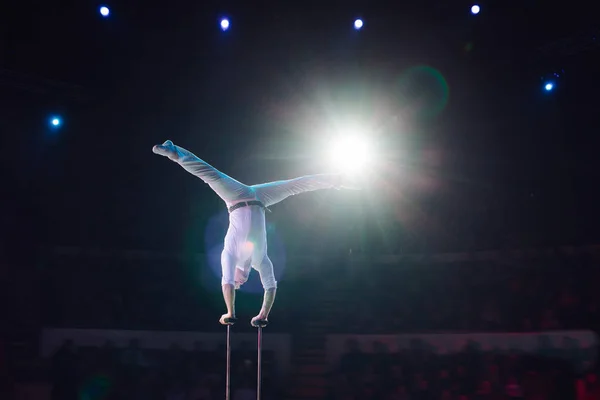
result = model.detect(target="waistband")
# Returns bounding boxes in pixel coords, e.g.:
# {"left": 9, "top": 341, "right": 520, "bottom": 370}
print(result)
{"left": 228, "top": 200, "right": 267, "bottom": 213}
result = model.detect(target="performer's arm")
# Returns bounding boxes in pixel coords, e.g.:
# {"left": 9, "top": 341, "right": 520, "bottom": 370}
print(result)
{"left": 259, "top": 288, "right": 276, "bottom": 319}
{"left": 222, "top": 284, "right": 236, "bottom": 317}
{"left": 252, "top": 256, "right": 277, "bottom": 323}
{"left": 251, "top": 287, "right": 276, "bottom": 327}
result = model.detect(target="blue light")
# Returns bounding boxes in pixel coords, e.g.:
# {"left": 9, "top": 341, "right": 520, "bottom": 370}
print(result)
{"left": 99, "top": 6, "right": 110, "bottom": 17}
{"left": 50, "top": 116, "right": 62, "bottom": 128}
{"left": 471, "top": 5, "right": 480, "bottom": 14}
{"left": 544, "top": 82, "right": 554, "bottom": 91}
{"left": 354, "top": 19, "right": 363, "bottom": 30}
{"left": 220, "top": 18, "right": 230, "bottom": 31}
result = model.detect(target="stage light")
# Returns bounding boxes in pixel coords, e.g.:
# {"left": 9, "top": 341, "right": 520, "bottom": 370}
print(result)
{"left": 50, "top": 116, "right": 62, "bottom": 128}
{"left": 354, "top": 19, "right": 363, "bottom": 30}
{"left": 471, "top": 5, "right": 480, "bottom": 14}
{"left": 540, "top": 70, "right": 563, "bottom": 93}
{"left": 220, "top": 18, "right": 230, "bottom": 31}
{"left": 99, "top": 6, "right": 110, "bottom": 17}
{"left": 329, "top": 135, "right": 370, "bottom": 174}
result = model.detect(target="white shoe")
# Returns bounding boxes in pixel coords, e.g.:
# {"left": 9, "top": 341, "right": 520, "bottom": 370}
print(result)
{"left": 152, "top": 140, "right": 178, "bottom": 160}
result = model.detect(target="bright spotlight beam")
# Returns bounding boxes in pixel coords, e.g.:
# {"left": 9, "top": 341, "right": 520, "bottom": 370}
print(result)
{"left": 328, "top": 135, "right": 371, "bottom": 174}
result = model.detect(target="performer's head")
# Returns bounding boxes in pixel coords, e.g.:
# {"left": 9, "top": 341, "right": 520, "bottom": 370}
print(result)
{"left": 234, "top": 267, "right": 249, "bottom": 289}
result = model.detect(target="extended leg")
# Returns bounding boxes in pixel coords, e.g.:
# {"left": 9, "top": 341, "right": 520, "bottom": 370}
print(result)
{"left": 251, "top": 174, "right": 345, "bottom": 207}
{"left": 153, "top": 140, "right": 254, "bottom": 204}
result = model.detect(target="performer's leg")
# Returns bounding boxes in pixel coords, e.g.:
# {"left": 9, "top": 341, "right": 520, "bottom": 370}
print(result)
{"left": 153, "top": 140, "right": 253, "bottom": 203}
{"left": 251, "top": 174, "right": 346, "bottom": 207}
{"left": 219, "top": 249, "right": 238, "bottom": 325}
{"left": 251, "top": 255, "right": 277, "bottom": 327}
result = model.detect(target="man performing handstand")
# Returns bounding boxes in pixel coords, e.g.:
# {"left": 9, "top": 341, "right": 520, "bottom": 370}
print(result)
{"left": 153, "top": 140, "right": 358, "bottom": 327}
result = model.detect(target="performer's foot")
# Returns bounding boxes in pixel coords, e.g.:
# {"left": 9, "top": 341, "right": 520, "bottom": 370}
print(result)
{"left": 251, "top": 314, "right": 268, "bottom": 327}
{"left": 152, "top": 140, "right": 179, "bottom": 160}
{"left": 219, "top": 313, "right": 236, "bottom": 325}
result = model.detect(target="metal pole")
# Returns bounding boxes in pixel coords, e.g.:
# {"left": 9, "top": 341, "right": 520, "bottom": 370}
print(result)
{"left": 224, "top": 317, "right": 237, "bottom": 400}
{"left": 257, "top": 326, "right": 263, "bottom": 400}
{"left": 226, "top": 324, "right": 232, "bottom": 400}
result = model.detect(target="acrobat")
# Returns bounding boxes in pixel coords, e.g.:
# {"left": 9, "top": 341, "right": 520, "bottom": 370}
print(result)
{"left": 153, "top": 140, "right": 359, "bottom": 326}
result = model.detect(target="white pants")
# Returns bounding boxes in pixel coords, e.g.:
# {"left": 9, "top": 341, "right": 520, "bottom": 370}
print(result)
{"left": 171, "top": 144, "right": 341, "bottom": 290}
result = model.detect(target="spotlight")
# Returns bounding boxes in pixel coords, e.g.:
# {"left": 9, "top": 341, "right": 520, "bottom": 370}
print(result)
{"left": 220, "top": 18, "right": 230, "bottom": 31}
{"left": 50, "top": 116, "right": 62, "bottom": 128}
{"left": 354, "top": 19, "right": 363, "bottom": 30}
{"left": 471, "top": 5, "right": 480, "bottom": 14}
{"left": 329, "top": 135, "right": 371, "bottom": 174}
{"left": 99, "top": 6, "right": 110, "bottom": 17}
{"left": 540, "top": 70, "right": 564, "bottom": 93}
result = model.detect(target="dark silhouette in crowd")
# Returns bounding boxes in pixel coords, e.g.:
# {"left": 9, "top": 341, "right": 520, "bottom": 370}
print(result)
{"left": 48, "top": 338, "right": 279, "bottom": 400}
{"left": 328, "top": 336, "right": 591, "bottom": 400}
{"left": 5, "top": 251, "right": 600, "bottom": 399}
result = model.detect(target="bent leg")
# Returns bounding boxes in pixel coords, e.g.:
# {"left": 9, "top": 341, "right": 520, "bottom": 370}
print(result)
{"left": 251, "top": 174, "right": 342, "bottom": 207}
{"left": 153, "top": 140, "right": 253, "bottom": 203}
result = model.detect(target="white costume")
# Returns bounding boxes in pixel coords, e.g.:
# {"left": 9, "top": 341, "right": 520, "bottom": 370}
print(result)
{"left": 153, "top": 140, "right": 348, "bottom": 291}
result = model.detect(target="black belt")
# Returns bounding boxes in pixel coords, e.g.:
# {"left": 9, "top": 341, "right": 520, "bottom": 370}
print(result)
{"left": 228, "top": 200, "right": 267, "bottom": 213}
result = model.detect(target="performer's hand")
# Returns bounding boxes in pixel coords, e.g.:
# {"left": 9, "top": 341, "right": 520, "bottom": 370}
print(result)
{"left": 219, "top": 313, "right": 236, "bottom": 325}
{"left": 251, "top": 314, "right": 268, "bottom": 327}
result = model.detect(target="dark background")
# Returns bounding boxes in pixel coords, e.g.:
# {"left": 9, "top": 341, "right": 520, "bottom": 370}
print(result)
{"left": 2, "top": 3, "right": 600, "bottom": 399}
{"left": 2, "top": 0, "right": 600, "bottom": 258}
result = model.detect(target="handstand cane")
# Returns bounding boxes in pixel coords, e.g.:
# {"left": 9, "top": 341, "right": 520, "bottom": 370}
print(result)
{"left": 224, "top": 317, "right": 237, "bottom": 400}
{"left": 253, "top": 319, "right": 268, "bottom": 400}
